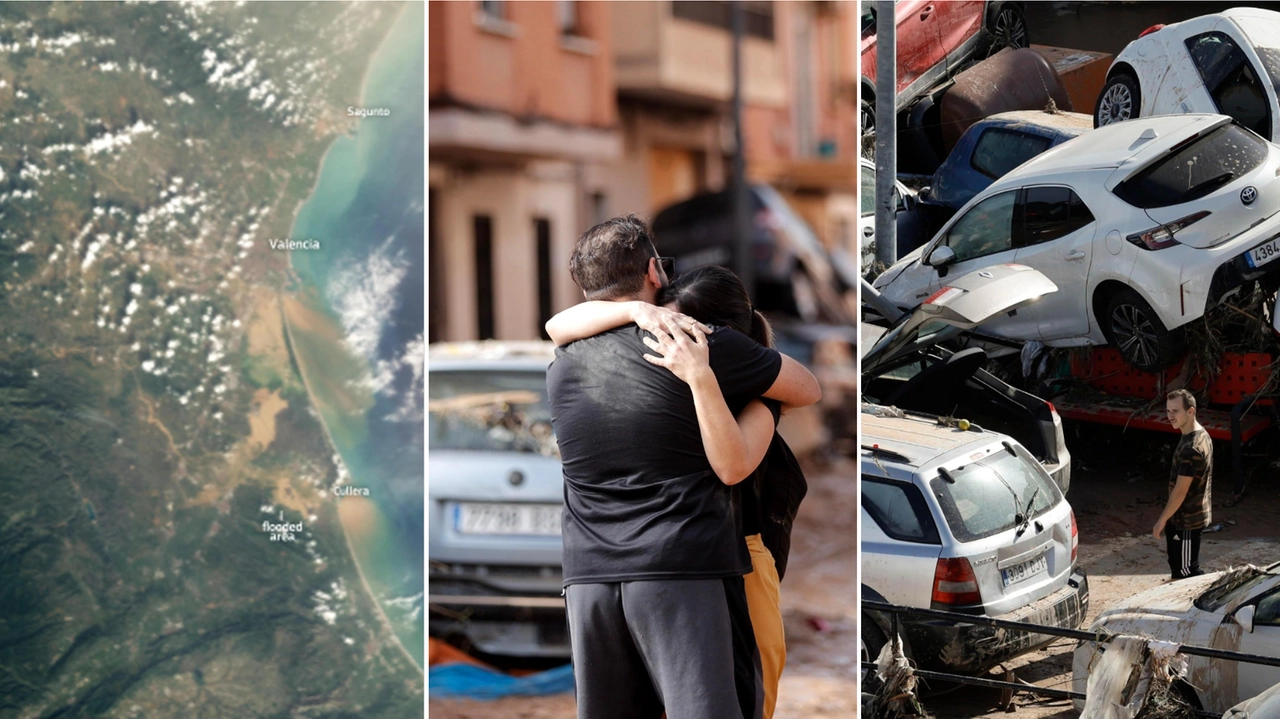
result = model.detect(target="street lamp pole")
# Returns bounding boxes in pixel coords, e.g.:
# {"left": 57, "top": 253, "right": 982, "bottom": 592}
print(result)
{"left": 873, "top": 0, "right": 897, "bottom": 269}
{"left": 731, "top": 0, "right": 754, "bottom": 299}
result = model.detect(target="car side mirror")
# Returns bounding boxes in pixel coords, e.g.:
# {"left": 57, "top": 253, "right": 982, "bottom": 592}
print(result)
{"left": 926, "top": 245, "right": 957, "bottom": 269}
{"left": 1237, "top": 604, "right": 1257, "bottom": 633}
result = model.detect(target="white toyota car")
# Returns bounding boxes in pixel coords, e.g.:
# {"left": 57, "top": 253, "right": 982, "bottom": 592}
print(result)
{"left": 1095, "top": 8, "right": 1280, "bottom": 143}
{"left": 872, "top": 113, "right": 1280, "bottom": 371}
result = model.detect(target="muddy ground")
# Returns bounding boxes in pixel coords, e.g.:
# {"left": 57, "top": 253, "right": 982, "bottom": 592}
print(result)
{"left": 916, "top": 423, "right": 1280, "bottom": 718}
{"left": 429, "top": 454, "right": 861, "bottom": 719}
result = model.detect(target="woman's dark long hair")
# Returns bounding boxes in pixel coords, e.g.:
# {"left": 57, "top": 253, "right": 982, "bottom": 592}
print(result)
{"left": 658, "top": 266, "right": 773, "bottom": 348}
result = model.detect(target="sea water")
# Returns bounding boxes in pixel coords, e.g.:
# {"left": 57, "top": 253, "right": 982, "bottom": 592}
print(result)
{"left": 287, "top": 2, "right": 424, "bottom": 667}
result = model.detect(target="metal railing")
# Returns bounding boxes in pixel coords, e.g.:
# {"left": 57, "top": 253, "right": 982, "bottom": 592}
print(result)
{"left": 862, "top": 600, "right": 1280, "bottom": 718}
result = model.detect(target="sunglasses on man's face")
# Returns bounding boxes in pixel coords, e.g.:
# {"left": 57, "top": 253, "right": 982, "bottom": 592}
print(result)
{"left": 656, "top": 256, "right": 675, "bottom": 278}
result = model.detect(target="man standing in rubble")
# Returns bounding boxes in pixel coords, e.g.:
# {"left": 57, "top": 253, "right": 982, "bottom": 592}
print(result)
{"left": 1153, "top": 388, "right": 1213, "bottom": 580}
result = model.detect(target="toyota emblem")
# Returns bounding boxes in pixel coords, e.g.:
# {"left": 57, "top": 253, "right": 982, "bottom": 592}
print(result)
{"left": 1242, "top": 186, "right": 1258, "bottom": 205}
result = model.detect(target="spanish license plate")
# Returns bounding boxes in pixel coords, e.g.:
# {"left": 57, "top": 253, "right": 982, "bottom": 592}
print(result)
{"left": 1246, "top": 237, "right": 1280, "bottom": 269}
{"left": 1001, "top": 554, "right": 1048, "bottom": 587}
{"left": 453, "top": 503, "right": 561, "bottom": 536}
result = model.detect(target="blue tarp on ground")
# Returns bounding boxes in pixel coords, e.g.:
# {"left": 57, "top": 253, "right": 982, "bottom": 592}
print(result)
{"left": 428, "top": 663, "right": 575, "bottom": 700}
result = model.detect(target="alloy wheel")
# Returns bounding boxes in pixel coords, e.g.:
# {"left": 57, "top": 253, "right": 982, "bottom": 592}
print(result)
{"left": 1099, "top": 83, "right": 1132, "bottom": 125}
{"left": 1111, "top": 303, "right": 1159, "bottom": 368}
{"left": 994, "top": 8, "right": 1027, "bottom": 49}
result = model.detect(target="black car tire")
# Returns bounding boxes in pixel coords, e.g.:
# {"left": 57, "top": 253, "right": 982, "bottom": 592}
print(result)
{"left": 990, "top": 3, "right": 1028, "bottom": 50}
{"left": 1103, "top": 288, "right": 1185, "bottom": 371}
{"left": 1095, "top": 71, "right": 1141, "bottom": 128}
{"left": 861, "top": 99, "right": 875, "bottom": 158}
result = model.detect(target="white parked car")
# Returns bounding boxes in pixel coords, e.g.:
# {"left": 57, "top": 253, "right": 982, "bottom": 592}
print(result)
{"left": 1096, "top": 8, "right": 1280, "bottom": 143}
{"left": 860, "top": 157, "right": 928, "bottom": 277}
{"left": 861, "top": 404, "right": 1088, "bottom": 675}
{"left": 1073, "top": 563, "right": 1280, "bottom": 713}
{"left": 428, "top": 341, "right": 567, "bottom": 658}
{"left": 872, "top": 113, "right": 1280, "bottom": 371}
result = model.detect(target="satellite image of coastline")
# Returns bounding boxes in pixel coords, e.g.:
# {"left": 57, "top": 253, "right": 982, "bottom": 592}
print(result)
{"left": 0, "top": 2, "right": 425, "bottom": 717}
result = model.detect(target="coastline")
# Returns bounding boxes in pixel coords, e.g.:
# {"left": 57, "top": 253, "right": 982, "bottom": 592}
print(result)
{"left": 278, "top": 293, "right": 423, "bottom": 675}
{"left": 270, "top": 2, "right": 423, "bottom": 673}
{"left": 280, "top": 1, "right": 410, "bottom": 244}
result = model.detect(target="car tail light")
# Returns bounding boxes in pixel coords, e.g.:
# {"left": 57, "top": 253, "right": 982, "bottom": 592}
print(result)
{"left": 1138, "top": 24, "right": 1165, "bottom": 38}
{"left": 1071, "top": 511, "right": 1079, "bottom": 564}
{"left": 932, "top": 557, "right": 982, "bottom": 606}
{"left": 1125, "top": 211, "right": 1211, "bottom": 250}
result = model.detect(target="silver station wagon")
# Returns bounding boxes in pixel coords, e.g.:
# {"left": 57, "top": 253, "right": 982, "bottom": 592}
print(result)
{"left": 428, "top": 341, "right": 567, "bottom": 659}
{"left": 861, "top": 405, "right": 1089, "bottom": 673}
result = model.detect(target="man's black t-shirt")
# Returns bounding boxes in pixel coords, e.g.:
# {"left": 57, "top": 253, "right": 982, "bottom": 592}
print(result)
{"left": 547, "top": 323, "right": 783, "bottom": 586}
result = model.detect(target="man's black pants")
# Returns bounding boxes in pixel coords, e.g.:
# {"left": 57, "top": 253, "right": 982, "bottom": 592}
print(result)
{"left": 1166, "top": 527, "right": 1203, "bottom": 580}
{"left": 564, "top": 577, "right": 761, "bottom": 719}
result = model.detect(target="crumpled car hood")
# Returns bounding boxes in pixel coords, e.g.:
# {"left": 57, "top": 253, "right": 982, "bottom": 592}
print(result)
{"left": 1094, "top": 573, "right": 1222, "bottom": 624}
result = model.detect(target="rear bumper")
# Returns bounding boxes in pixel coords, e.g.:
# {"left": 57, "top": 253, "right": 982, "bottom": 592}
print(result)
{"left": 901, "top": 567, "right": 1090, "bottom": 673}
{"left": 429, "top": 571, "right": 569, "bottom": 658}
{"left": 1207, "top": 231, "right": 1280, "bottom": 308}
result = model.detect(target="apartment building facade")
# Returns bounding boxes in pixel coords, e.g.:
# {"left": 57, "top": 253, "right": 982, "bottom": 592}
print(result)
{"left": 429, "top": 1, "right": 859, "bottom": 342}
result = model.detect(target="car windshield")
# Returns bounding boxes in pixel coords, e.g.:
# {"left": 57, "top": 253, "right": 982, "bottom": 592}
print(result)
{"left": 1114, "top": 124, "right": 1268, "bottom": 209}
{"left": 929, "top": 443, "right": 1061, "bottom": 542}
{"left": 1195, "top": 567, "right": 1274, "bottom": 612}
{"left": 428, "top": 370, "right": 558, "bottom": 456}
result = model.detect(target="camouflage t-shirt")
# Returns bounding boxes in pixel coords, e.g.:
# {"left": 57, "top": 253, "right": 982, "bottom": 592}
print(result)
{"left": 1169, "top": 428, "right": 1213, "bottom": 531}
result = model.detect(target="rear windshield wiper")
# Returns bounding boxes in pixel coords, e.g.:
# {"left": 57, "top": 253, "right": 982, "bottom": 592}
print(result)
{"left": 1015, "top": 486, "right": 1042, "bottom": 539}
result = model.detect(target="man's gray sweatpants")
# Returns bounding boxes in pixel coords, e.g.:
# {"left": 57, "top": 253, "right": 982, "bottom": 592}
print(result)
{"left": 565, "top": 578, "right": 761, "bottom": 719}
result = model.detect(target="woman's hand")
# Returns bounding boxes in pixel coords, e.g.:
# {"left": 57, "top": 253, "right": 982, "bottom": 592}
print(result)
{"left": 642, "top": 317, "right": 713, "bottom": 386}
{"left": 631, "top": 303, "right": 710, "bottom": 340}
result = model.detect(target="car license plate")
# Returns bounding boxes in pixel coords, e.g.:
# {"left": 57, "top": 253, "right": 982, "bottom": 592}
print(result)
{"left": 1246, "top": 237, "right": 1280, "bottom": 269}
{"left": 453, "top": 503, "right": 561, "bottom": 536}
{"left": 1001, "top": 554, "right": 1048, "bottom": 587}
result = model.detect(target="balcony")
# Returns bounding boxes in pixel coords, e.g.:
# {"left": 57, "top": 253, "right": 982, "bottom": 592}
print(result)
{"left": 612, "top": 1, "right": 786, "bottom": 108}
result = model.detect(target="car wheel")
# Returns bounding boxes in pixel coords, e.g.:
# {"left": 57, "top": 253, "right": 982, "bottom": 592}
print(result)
{"left": 991, "top": 4, "right": 1028, "bottom": 50}
{"left": 1104, "top": 289, "right": 1185, "bottom": 371}
{"left": 1095, "top": 72, "right": 1141, "bottom": 127}
{"left": 860, "top": 99, "right": 875, "bottom": 158}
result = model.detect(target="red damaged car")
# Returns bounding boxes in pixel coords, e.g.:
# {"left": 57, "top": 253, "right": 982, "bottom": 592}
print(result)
{"left": 860, "top": 1, "right": 1027, "bottom": 137}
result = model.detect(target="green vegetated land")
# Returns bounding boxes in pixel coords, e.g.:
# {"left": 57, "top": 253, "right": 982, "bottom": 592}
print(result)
{"left": 0, "top": 3, "right": 422, "bottom": 717}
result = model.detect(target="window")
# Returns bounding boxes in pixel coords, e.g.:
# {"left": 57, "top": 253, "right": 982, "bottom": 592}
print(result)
{"left": 535, "top": 218, "right": 553, "bottom": 341}
{"left": 1019, "top": 186, "right": 1095, "bottom": 247}
{"left": 860, "top": 164, "right": 875, "bottom": 216}
{"left": 860, "top": 164, "right": 903, "bottom": 217}
{"left": 1114, "top": 123, "right": 1268, "bottom": 209}
{"left": 671, "top": 2, "right": 774, "bottom": 41}
{"left": 557, "top": 0, "right": 582, "bottom": 36}
{"left": 429, "top": 370, "right": 557, "bottom": 456}
{"left": 945, "top": 191, "right": 1016, "bottom": 262}
{"left": 862, "top": 477, "right": 940, "bottom": 544}
{"left": 1196, "top": 570, "right": 1272, "bottom": 611}
{"left": 1186, "top": 32, "right": 1271, "bottom": 137}
{"left": 1254, "top": 587, "right": 1280, "bottom": 626}
{"left": 971, "top": 129, "right": 1052, "bottom": 180}
{"left": 929, "top": 443, "right": 1062, "bottom": 543}
{"left": 479, "top": 0, "right": 505, "bottom": 20}
{"left": 590, "top": 192, "right": 608, "bottom": 226}
{"left": 474, "top": 215, "right": 495, "bottom": 340}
